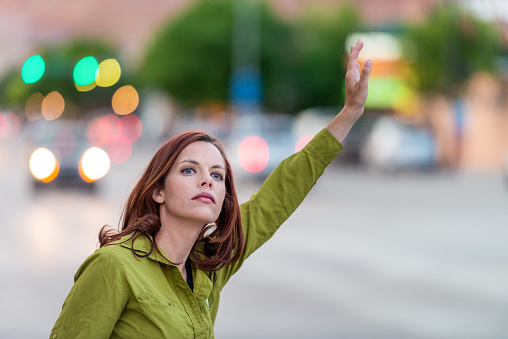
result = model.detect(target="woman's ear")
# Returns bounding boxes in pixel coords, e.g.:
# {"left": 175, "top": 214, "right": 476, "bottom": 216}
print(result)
{"left": 152, "top": 186, "right": 165, "bottom": 204}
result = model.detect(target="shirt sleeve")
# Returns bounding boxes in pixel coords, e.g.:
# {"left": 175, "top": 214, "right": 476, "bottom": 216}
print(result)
{"left": 49, "top": 249, "right": 128, "bottom": 339}
{"left": 216, "top": 128, "right": 343, "bottom": 287}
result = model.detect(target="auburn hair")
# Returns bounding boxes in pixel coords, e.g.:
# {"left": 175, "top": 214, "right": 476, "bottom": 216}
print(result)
{"left": 99, "top": 131, "right": 244, "bottom": 272}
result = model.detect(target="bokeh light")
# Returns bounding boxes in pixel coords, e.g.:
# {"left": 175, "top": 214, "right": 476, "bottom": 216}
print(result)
{"left": 87, "top": 113, "right": 140, "bottom": 164}
{"left": 73, "top": 56, "right": 99, "bottom": 86}
{"left": 119, "top": 114, "right": 143, "bottom": 143}
{"left": 79, "top": 147, "right": 111, "bottom": 182}
{"left": 0, "top": 113, "right": 6, "bottom": 140}
{"left": 96, "top": 59, "right": 121, "bottom": 87}
{"left": 42, "top": 91, "right": 65, "bottom": 120}
{"left": 88, "top": 114, "right": 119, "bottom": 146}
{"left": 295, "top": 134, "right": 314, "bottom": 153}
{"left": 25, "top": 92, "right": 44, "bottom": 121}
{"left": 75, "top": 82, "right": 97, "bottom": 92}
{"left": 112, "top": 85, "right": 139, "bottom": 115}
{"left": 0, "top": 112, "right": 21, "bottom": 141}
{"left": 107, "top": 134, "right": 132, "bottom": 164}
{"left": 21, "top": 54, "right": 46, "bottom": 84}
{"left": 29, "top": 148, "right": 60, "bottom": 183}
{"left": 238, "top": 136, "right": 269, "bottom": 173}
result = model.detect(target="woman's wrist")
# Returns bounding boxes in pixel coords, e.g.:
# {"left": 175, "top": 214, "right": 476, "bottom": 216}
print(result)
{"left": 325, "top": 106, "right": 364, "bottom": 143}
{"left": 341, "top": 104, "right": 365, "bottom": 122}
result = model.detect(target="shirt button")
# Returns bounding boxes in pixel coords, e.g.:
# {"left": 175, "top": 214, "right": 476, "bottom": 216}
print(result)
{"left": 52, "top": 334, "right": 57, "bottom": 338}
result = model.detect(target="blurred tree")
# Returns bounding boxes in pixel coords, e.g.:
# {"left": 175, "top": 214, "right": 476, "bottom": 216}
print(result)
{"left": 138, "top": 0, "right": 233, "bottom": 107}
{"left": 137, "top": 0, "right": 363, "bottom": 114}
{"left": 403, "top": 4, "right": 505, "bottom": 97}
{"left": 0, "top": 40, "right": 125, "bottom": 118}
{"left": 259, "top": 2, "right": 299, "bottom": 113}
{"left": 292, "top": 5, "right": 362, "bottom": 111}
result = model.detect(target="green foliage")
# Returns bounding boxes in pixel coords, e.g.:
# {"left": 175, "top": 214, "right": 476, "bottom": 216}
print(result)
{"left": 2, "top": 2, "right": 504, "bottom": 117}
{"left": 139, "top": 0, "right": 233, "bottom": 106}
{"left": 403, "top": 5, "right": 504, "bottom": 96}
{"left": 293, "top": 5, "right": 362, "bottom": 110}
{"left": 0, "top": 40, "right": 124, "bottom": 117}
{"left": 138, "top": 0, "right": 362, "bottom": 113}
{"left": 258, "top": 2, "right": 299, "bottom": 112}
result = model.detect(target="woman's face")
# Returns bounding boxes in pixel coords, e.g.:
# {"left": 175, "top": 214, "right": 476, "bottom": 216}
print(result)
{"left": 153, "top": 141, "right": 226, "bottom": 226}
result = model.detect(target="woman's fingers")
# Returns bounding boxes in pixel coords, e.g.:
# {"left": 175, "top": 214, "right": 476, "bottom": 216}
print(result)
{"left": 360, "top": 59, "right": 372, "bottom": 85}
{"left": 347, "top": 40, "right": 373, "bottom": 84}
{"left": 349, "top": 40, "right": 364, "bottom": 63}
{"left": 345, "top": 40, "right": 363, "bottom": 90}
{"left": 325, "top": 41, "right": 372, "bottom": 142}
{"left": 345, "top": 40, "right": 372, "bottom": 108}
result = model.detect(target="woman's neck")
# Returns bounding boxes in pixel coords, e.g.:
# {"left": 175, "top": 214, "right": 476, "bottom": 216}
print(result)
{"left": 154, "top": 219, "right": 202, "bottom": 276}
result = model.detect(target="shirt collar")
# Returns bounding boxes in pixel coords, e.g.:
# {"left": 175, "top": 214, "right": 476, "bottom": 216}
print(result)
{"left": 117, "top": 232, "right": 214, "bottom": 302}
{"left": 117, "top": 233, "right": 176, "bottom": 266}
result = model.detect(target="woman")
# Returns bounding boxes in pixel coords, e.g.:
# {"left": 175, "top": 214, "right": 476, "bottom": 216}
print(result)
{"left": 50, "top": 41, "right": 371, "bottom": 338}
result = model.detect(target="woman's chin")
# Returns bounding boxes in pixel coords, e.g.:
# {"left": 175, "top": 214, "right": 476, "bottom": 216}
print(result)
{"left": 191, "top": 213, "right": 218, "bottom": 226}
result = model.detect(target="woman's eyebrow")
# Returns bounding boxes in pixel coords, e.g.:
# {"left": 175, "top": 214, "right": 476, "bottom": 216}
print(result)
{"left": 179, "top": 159, "right": 199, "bottom": 165}
{"left": 179, "top": 159, "right": 225, "bottom": 170}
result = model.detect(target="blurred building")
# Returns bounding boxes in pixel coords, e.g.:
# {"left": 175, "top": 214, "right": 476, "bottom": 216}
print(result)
{"left": 425, "top": 73, "right": 508, "bottom": 173}
{"left": 273, "top": 0, "right": 441, "bottom": 24}
{"left": 0, "top": 0, "right": 191, "bottom": 77}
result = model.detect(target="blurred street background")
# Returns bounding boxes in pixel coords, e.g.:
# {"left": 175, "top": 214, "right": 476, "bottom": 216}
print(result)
{"left": 1, "top": 0, "right": 508, "bottom": 338}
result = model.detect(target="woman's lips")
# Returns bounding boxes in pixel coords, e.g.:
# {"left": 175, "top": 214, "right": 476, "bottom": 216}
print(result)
{"left": 192, "top": 192, "right": 215, "bottom": 204}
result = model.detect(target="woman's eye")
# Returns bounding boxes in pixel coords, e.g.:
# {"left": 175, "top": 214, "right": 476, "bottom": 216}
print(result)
{"left": 211, "top": 172, "right": 223, "bottom": 181}
{"left": 181, "top": 168, "right": 195, "bottom": 175}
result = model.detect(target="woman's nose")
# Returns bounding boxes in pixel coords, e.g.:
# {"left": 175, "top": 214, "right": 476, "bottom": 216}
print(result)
{"left": 200, "top": 176, "right": 213, "bottom": 188}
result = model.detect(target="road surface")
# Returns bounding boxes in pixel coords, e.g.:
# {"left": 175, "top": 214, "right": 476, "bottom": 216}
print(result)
{"left": 1, "top": 140, "right": 507, "bottom": 338}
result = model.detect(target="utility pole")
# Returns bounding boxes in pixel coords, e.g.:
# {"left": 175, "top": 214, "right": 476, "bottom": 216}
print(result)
{"left": 230, "top": 0, "right": 262, "bottom": 115}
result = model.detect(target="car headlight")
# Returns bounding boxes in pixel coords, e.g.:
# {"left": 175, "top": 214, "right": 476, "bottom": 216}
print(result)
{"left": 29, "top": 148, "right": 60, "bottom": 183}
{"left": 79, "top": 147, "right": 110, "bottom": 182}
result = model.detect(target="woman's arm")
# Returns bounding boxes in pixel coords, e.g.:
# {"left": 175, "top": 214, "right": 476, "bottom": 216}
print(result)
{"left": 50, "top": 250, "right": 128, "bottom": 338}
{"left": 215, "top": 41, "right": 371, "bottom": 288}
{"left": 215, "top": 128, "right": 343, "bottom": 289}
{"left": 326, "top": 40, "right": 372, "bottom": 143}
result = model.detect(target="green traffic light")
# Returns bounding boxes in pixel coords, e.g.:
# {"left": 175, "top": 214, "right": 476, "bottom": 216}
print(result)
{"left": 22, "top": 55, "right": 46, "bottom": 84}
{"left": 73, "top": 56, "right": 99, "bottom": 86}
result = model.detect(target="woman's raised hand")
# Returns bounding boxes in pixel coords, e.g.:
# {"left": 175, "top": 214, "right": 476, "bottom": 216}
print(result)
{"left": 326, "top": 40, "right": 372, "bottom": 143}
{"left": 344, "top": 40, "right": 372, "bottom": 118}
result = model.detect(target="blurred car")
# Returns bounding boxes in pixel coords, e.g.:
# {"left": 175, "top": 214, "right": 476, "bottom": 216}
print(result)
{"left": 341, "top": 112, "right": 380, "bottom": 165}
{"left": 25, "top": 119, "right": 111, "bottom": 190}
{"left": 294, "top": 107, "right": 379, "bottom": 165}
{"left": 227, "top": 112, "right": 298, "bottom": 179}
{"left": 361, "top": 116, "right": 436, "bottom": 172}
{"left": 293, "top": 106, "right": 336, "bottom": 138}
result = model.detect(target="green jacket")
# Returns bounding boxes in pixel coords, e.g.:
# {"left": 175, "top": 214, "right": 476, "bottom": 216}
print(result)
{"left": 50, "top": 128, "right": 342, "bottom": 338}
